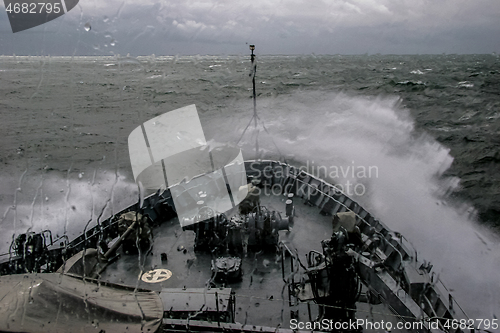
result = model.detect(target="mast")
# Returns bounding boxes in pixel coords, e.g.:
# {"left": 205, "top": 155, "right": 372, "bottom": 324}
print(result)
{"left": 238, "top": 44, "right": 281, "bottom": 160}
{"left": 249, "top": 45, "right": 258, "bottom": 159}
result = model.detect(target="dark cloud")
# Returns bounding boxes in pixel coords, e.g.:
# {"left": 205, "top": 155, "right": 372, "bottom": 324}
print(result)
{"left": 0, "top": 0, "right": 499, "bottom": 55}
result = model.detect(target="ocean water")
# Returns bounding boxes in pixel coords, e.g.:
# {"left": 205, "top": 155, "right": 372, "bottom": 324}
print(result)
{"left": 0, "top": 54, "right": 499, "bottom": 320}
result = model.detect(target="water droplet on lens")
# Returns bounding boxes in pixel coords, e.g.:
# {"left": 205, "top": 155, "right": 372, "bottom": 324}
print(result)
{"left": 176, "top": 131, "right": 191, "bottom": 141}
{"left": 84, "top": 23, "right": 91, "bottom": 31}
{"left": 110, "top": 39, "right": 116, "bottom": 46}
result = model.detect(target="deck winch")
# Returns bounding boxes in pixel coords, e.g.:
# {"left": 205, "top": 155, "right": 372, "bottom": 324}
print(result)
{"left": 211, "top": 256, "right": 243, "bottom": 281}
{"left": 246, "top": 206, "right": 290, "bottom": 250}
{"left": 184, "top": 205, "right": 290, "bottom": 254}
{"left": 184, "top": 180, "right": 291, "bottom": 255}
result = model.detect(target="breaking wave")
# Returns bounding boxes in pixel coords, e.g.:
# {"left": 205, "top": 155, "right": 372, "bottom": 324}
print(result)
{"left": 214, "top": 90, "right": 500, "bottom": 319}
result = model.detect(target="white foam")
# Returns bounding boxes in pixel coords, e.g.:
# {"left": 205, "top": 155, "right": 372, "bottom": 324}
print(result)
{"left": 0, "top": 171, "right": 138, "bottom": 254}
{"left": 214, "top": 90, "right": 499, "bottom": 320}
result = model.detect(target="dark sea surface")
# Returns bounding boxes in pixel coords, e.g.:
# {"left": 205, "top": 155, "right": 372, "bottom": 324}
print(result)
{"left": 4, "top": 54, "right": 498, "bottom": 225}
{"left": 0, "top": 54, "right": 499, "bottom": 319}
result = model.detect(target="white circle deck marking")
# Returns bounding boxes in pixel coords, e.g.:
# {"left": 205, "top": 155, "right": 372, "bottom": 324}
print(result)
{"left": 141, "top": 269, "right": 172, "bottom": 283}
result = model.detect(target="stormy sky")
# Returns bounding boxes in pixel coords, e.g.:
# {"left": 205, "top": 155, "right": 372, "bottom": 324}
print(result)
{"left": 0, "top": 0, "right": 499, "bottom": 55}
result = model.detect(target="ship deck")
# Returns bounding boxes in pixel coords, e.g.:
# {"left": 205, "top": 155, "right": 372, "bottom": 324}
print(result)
{"left": 99, "top": 191, "right": 412, "bottom": 332}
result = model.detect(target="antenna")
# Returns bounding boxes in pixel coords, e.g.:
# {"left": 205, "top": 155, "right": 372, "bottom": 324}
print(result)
{"left": 237, "top": 45, "right": 283, "bottom": 160}
{"left": 249, "top": 45, "right": 258, "bottom": 158}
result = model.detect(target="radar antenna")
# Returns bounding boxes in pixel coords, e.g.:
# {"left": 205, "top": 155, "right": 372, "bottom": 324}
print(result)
{"left": 237, "top": 45, "right": 283, "bottom": 160}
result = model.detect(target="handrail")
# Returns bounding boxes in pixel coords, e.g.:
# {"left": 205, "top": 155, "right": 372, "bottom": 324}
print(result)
{"left": 435, "top": 277, "right": 471, "bottom": 320}
{"left": 258, "top": 160, "right": 474, "bottom": 323}
{"left": 282, "top": 167, "right": 407, "bottom": 269}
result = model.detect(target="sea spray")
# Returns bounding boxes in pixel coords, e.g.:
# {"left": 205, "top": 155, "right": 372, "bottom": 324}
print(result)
{"left": 210, "top": 90, "right": 500, "bottom": 319}
{"left": 0, "top": 171, "right": 138, "bottom": 254}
